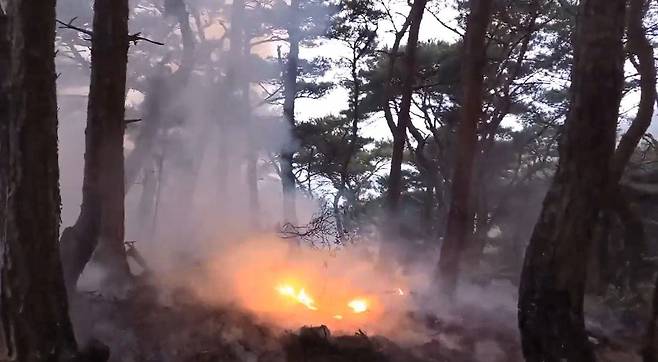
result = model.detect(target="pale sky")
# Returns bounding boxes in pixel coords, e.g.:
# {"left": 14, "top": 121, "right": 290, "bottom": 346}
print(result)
{"left": 295, "top": 2, "right": 657, "bottom": 140}
{"left": 295, "top": 0, "right": 462, "bottom": 141}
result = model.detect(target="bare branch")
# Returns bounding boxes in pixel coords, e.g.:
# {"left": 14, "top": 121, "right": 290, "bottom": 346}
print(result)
{"left": 250, "top": 35, "right": 288, "bottom": 47}
{"left": 56, "top": 17, "right": 93, "bottom": 38}
{"left": 426, "top": 8, "right": 464, "bottom": 38}
{"left": 278, "top": 205, "right": 353, "bottom": 247}
{"left": 128, "top": 32, "right": 165, "bottom": 46}
{"left": 56, "top": 18, "right": 164, "bottom": 46}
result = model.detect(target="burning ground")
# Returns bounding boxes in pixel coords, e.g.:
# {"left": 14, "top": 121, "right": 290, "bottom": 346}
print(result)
{"left": 67, "top": 233, "right": 646, "bottom": 362}
{"left": 182, "top": 235, "right": 413, "bottom": 335}
{"left": 70, "top": 235, "right": 522, "bottom": 362}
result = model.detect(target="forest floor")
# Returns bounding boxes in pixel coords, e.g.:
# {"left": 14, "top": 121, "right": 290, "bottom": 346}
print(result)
{"left": 67, "top": 274, "right": 649, "bottom": 362}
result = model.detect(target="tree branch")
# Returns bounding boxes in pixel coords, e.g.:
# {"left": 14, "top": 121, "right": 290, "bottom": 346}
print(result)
{"left": 56, "top": 17, "right": 93, "bottom": 38}
{"left": 128, "top": 32, "right": 165, "bottom": 46}
{"left": 56, "top": 18, "right": 164, "bottom": 46}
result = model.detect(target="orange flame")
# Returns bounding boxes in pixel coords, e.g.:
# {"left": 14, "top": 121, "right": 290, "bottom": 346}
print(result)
{"left": 193, "top": 236, "right": 412, "bottom": 333}
{"left": 276, "top": 282, "right": 371, "bottom": 317}
{"left": 276, "top": 284, "right": 318, "bottom": 311}
{"left": 347, "top": 298, "right": 369, "bottom": 313}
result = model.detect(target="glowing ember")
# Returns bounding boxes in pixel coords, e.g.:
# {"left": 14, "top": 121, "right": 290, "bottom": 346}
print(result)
{"left": 276, "top": 284, "right": 318, "bottom": 311}
{"left": 277, "top": 285, "right": 295, "bottom": 296}
{"left": 297, "top": 289, "right": 318, "bottom": 311}
{"left": 347, "top": 299, "right": 369, "bottom": 313}
{"left": 333, "top": 314, "right": 343, "bottom": 320}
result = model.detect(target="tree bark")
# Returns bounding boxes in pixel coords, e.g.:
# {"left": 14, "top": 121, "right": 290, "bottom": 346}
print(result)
{"left": 643, "top": 273, "right": 658, "bottom": 362}
{"left": 611, "top": 0, "right": 656, "bottom": 180}
{"left": 407, "top": 123, "right": 438, "bottom": 237}
{"left": 378, "top": 11, "right": 410, "bottom": 232}
{"left": 136, "top": 163, "right": 158, "bottom": 241}
{"left": 467, "top": 191, "right": 489, "bottom": 264}
{"left": 280, "top": 0, "right": 300, "bottom": 224}
{"left": 517, "top": 0, "right": 626, "bottom": 360}
{"left": 245, "top": 96, "right": 260, "bottom": 227}
{"left": 467, "top": 7, "right": 537, "bottom": 265}
{"left": 612, "top": 190, "right": 645, "bottom": 291}
{"left": 217, "top": 121, "right": 229, "bottom": 202}
{"left": 336, "top": 45, "right": 371, "bottom": 237}
{"left": 232, "top": 0, "right": 260, "bottom": 226}
{"left": 60, "top": 0, "right": 132, "bottom": 292}
{"left": 436, "top": 0, "right": 493, "bottom": 296}
{"left": 386, "top": 0, "right": 426, "bottom": 215}
{"left": 588, "top": 0, "right": 656, "bottom": 299}
{"left": 0, "top": 0, "right": 79, "bottom": 359}
{"left": 0, "top": 8, "right": 8, "bottom": 238}
{"left": 244, "top": 57, "right": 259, "bottom": 227}
{"left": 608, "top": 0, "right": 656, "bottom": 292}
{"left": 89, "top": 0, "right": 132, "bottom": 291}
{"left": 0, "top": 10, "right": 8, "bottom": 358}
{"left": 588, "top": 211, "right": 611, "bottom": 295}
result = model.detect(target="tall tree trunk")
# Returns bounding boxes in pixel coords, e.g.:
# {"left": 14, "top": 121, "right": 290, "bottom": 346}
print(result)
{"left": 136, "top": 164, "right": 157, "bottom": 241}
{"left": 227, "top": 0, "right": 244, "bottom": 88}
{"left": 422, "top": 183, "right": 434, "bottom": 234}
{"left": 281, "top": 0, "right": 300, "bottom": 224}
{"left": 375, "top": 0, "right": 424, "bottom": 269}
{"left": 387, "top": 129, "right": 405, "bottom": 214}
{"left": 60, "top": 0, "right": 132, "bottom": 292}
{"left": 386, "top": 0, "right": 426, "bottom": 215}
{"left": 217, "top": 123, "right": 229, "bottom": 202}
{"left": 90, "top": 0, "right": 132, "bottom": 291}
{"left": 468, "top": 11, "right": 536, "bottom": 264}
{"left": 467, "top": 191, "right": 489, "bottom": 264}
{"left": 0, "top": 0, "right": 79, "bottom": 359}
{"left": 612, "top": 190, "right": 645, "bottom": 292}
{"left": 245, "top": 97, "right": 260, "bottom": 227}
{"left": 408, "top": 125, "right": 438, "bottom": 237}
{"left": 380, "top": 12, "right": 410, "bottom": 213}
{"left": 336, "top": 53, "right": 367, "bottom": 237}
{"left": 517, "top": 0, "right": 626, "bottom": 360}
{"left": 643, "top": 273, "right": 658, "bottom": 362}
{"left": 588, "top": 211, "right": 611, "bottom": 294}
{"left": 0, "top": 9, "right": 8, "bottom": 235}
{"left": 436, "top": 0, "right": 493, "bottom": 296}
{"left": 124, "top": 0, "right": 194, "bottom": 193}
{"left": 591, "top": 0, "right": 656, "bottom": 291}
{"left": 611, "top": 0, "right": 656, "bottom": 179}
{"left": 0, "top": 10, "right": 8, "bottom": 357}
{"left": 333, "top": 190, "right": 344, "bottom": 238}
{"left": 609, "top": 0, "right": 656, "bottom": 291}
{"left": 589, "top": 0, "right": 656, "bottom": 297}
{"left": 233, "top": 0, "right": 260, "bottom": 226}
{"left": 244, "top": 45, "right": 259, "bottom": 227}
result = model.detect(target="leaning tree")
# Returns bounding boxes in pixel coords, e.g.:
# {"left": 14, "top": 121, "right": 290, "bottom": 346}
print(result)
{"left": 517, "top": 0, "right": 627, "bottom": 360}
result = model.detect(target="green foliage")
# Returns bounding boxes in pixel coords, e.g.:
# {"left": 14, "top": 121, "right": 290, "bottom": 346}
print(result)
{"left": 294, "top": 115, "right": 388, "bottom": 197}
